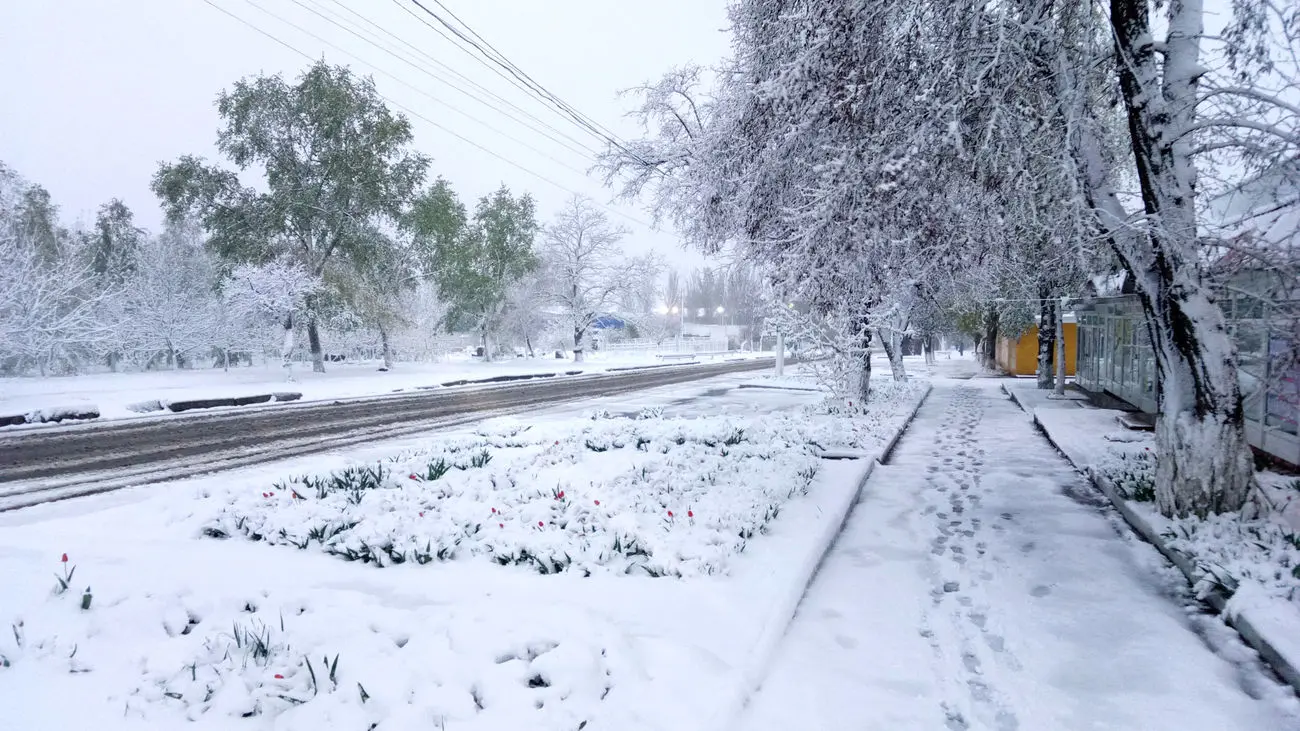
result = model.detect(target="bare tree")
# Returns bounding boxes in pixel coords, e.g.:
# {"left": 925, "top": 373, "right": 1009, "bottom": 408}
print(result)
{"left": 539, "top": 196, "right": 650, "bottom": 362}
{"left": 112, "top": 219, "right": 220, "bottom": 370}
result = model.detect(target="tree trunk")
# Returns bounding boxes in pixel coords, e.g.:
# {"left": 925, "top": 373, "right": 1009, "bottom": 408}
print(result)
{"left": 922, "top": 333, "right": 936, "bottom": 365}
{"left": 982, "top": 307, "right": 1000, "bottom": 371}
{"left": 573, "top": 326, "right": 585, "bottom": 363}
{"left": 876, "top": 328, "right": 908, "bottom": 382}
{"left": 856, "top": 320, "right": 873, "bottom": 404}
{"left": 480, "top": 325, "right": 492, "bottom": 363}
{"left": 1037, "top": 296, "right": 1057, "bottom": 390}
{"left": 1106, "top": 0, "right": 1252, "bottom": 517}
{"left": 307, "top": 317, "right": 325, "bottom": 373}
{"left": 379, "top": 324, "right": 394, "bottom": 370}
{"left": 525, "top": 333, "right": 534, "bottom": 358}
{"left": 281, "top": 313, "right": 296, "bottom": 381}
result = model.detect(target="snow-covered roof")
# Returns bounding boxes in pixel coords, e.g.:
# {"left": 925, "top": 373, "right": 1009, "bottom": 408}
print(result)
{"left": 1203, "top": 163, "right": 1300, "bottom": 263}
{"left": 1087, "top": 272, "right": 1126, "bottom": 297}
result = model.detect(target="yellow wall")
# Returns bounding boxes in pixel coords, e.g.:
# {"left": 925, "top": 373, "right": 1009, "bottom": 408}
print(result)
{"left": 996, "top": 323, "right": 1076, "bottom": 377}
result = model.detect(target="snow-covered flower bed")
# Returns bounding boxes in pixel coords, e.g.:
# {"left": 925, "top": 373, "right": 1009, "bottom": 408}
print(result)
{"left": 0, "top": 378, "right": 930, "bottom": 730}
{"left": 201, "top": 394, "right": 913, "bottom": 578}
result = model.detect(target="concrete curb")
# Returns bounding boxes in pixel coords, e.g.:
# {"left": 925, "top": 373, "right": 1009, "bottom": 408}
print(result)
{"left": 0, "top": 407, "right": 101, "bottom": 427}
{"left": 710, "top": 382, "right": 933, "bottom": 731}
{"left": 1006, "top": 385, "right": 1300, "bottom": 695}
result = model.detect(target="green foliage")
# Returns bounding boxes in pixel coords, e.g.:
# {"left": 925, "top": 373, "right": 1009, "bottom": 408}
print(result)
{"left": 1102, "top": 451, "right": 1157, "bottom": 502}
{"left": 15, "top": 183, "right": 65, "bottom": 264}
{"left": 151, "top": 61, "right": 430, "bottom": 366}
{"left": 413, "top": 184, "right": 538, "bottom": 334}
{"left": 86, "top": 199, "right": 143, "bottom": 281}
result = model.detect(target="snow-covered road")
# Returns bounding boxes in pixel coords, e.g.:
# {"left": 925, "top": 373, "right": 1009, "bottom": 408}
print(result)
{"left": 737, "top": 381, "right": 1299, "bottom": 730}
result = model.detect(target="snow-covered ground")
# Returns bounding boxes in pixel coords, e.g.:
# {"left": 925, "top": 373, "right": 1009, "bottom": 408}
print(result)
{"left": 1019, "top": 383, "right": 1300, "bottom": 705}
{"left": 739, "top": 381, "right": 1300, "bottom": 730}
{"left": 0, "top": 368, "right": 930, "bottom": 731}
{"left": 0, "top": 351, "right": 768, "bottom": 426}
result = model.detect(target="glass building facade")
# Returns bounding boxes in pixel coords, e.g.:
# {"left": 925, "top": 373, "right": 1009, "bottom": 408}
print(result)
{"left": 1075, "top": 297, "right": 1157, "bottom": 414}
{"left": 1075, "top": 290, "right": 1300, "bottom": 464}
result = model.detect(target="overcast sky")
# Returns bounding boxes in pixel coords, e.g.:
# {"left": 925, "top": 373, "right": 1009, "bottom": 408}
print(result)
{"left": 0, "top": 0, "right": 732, "bottom": 267}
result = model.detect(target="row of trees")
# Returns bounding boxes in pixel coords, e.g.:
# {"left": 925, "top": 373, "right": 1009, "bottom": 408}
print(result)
{"left": 1, "top": 62, "right": 666, "bottom": 376}
{"left": 599, "top": 0, "right": 1300, "bottom": 519}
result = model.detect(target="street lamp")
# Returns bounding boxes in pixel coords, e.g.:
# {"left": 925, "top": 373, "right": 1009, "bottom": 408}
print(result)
{"left": 668, "top": 306, "right": 683, "bottom": 351}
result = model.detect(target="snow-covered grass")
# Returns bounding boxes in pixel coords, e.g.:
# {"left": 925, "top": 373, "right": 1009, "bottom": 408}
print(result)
{"left": 0, "top": 351, "right": 770, "bottom": 427}
{"left": 0, "top": 375, "right": 929, "bottom": 731}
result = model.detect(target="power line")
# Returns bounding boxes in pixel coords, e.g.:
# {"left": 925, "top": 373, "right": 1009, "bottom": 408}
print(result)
{"left": 422, "top": 0, "right": 633, "bottom": 147}
{"left": 297, "top": 0, "right": 600, "bottom": 160}
{"left": 195, "top": 0, "right": 654, "bottom": 229}
{"left": 389, "top": 0, "right": 596, "bottom": 141}
{"left": 241, "top": 0, "right": 589, "bottom": 175}
{"left": 321, "top": 0, "right": 600, "bottom": 157}
{"left": 398, "top": 0, "right": 652, "bottom": 166}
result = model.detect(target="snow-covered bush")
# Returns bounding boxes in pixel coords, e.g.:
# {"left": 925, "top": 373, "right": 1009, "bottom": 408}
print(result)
{"left": 1097, "top": 449, "right": 1157, "bottom": 502}
{"left": 1162, "top": 516, "right": 1300, "bottom": 606}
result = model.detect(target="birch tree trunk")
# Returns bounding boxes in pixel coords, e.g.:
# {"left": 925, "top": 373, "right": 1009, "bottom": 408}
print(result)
{"left": 1037, "top": 297, "right": 1057, "bottom": 390}
{"left": 1097, "top": 0, "right": 1252, "bottom": 516}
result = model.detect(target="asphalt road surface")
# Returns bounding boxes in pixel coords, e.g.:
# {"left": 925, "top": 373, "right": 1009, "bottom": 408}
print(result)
{"left": 0, "top": 359, "right": 779, "bottom": 511}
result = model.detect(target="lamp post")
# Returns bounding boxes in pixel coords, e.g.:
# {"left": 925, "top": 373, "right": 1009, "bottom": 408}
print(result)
{"left": 671, "top": 306, "right": 683, "bottom": 351}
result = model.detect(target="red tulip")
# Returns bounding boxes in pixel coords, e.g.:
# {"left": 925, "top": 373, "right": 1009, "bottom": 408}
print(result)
{"left": 61, "top": 553, "right": 68, "bottom": 563}
{"left": 557, "top": 491, "right": 565, "bottom": 499}
{"left": 594, "top": 500, "right": 600, "bottom": 506}
{"left": 274, "top": 674, "right": 284, "bottom": 679}
{"left": 688, "top": 510, "right": 694, "bottom": 518}
{"left": 491, "top": 507, "right": 496, "bottom": 513}
{"left": 667, "top": 510, "right": 674, "bottom": 518}
{"left": 538, "top": 521, "right": 545, "bottom": 528}
{"left": 419, "top": 511, "right": 425, "bottom": 517}
{"left": 409, "top": 474, "right": 418, "bottom": 480}
{"left": 499, "top": 523, "right": 504, "bottom": 528}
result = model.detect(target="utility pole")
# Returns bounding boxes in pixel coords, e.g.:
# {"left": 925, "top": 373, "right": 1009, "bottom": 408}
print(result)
{"left": 1055, "top": 296, "right": 1067, "bottom": 395}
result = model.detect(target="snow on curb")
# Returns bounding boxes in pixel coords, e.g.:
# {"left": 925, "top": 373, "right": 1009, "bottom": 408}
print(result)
{"left": 436, "top": 370, "right": 585, "bottom": 387}
{"left": 0, "top": 405, "right": 101, "bottom": 427}
{"left": 707, "top": 383, "right": 933, "bottom": 731}
{"left": 1005, "top": 385, "right": 1300, "bottom": 695}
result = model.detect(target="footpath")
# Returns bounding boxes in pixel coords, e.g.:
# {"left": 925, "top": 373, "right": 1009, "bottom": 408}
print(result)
{"left": 734, "top": 381, "right": 1299, "bottom": 731}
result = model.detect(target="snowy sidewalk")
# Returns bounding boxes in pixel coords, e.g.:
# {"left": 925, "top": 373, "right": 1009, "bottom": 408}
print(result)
{"left": 735, "top": 381, "right": 1298, "bottom": 731}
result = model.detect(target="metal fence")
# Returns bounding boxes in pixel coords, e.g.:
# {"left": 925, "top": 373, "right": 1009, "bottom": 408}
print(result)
{"left": 597, "top": 337, "right": 731, "bottom": 355}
